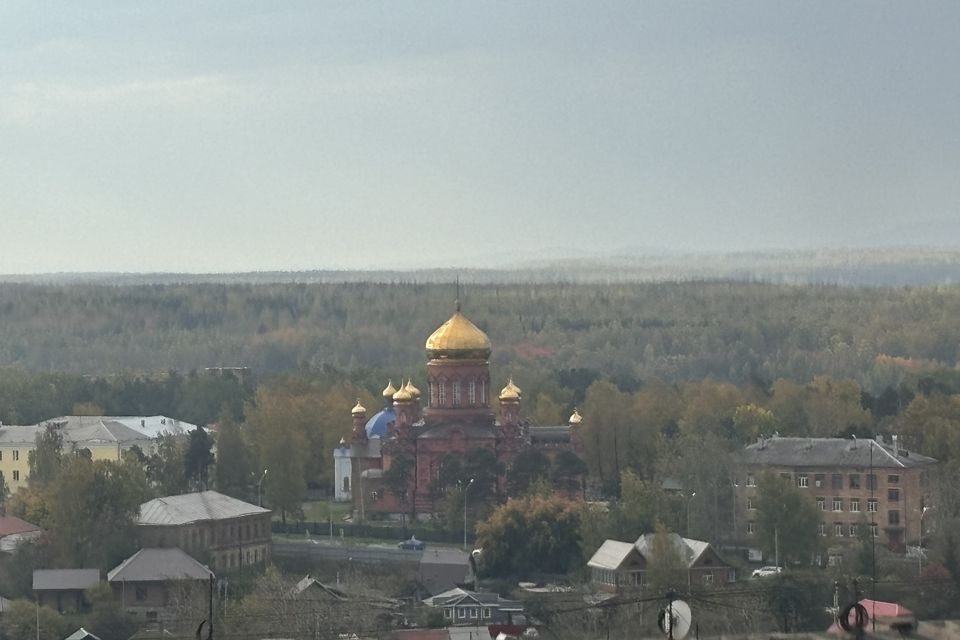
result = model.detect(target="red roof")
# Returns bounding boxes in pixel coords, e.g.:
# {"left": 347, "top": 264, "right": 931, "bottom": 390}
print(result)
{"left": 0, "top": 516, "right": 40, "bottom": 537}
{"left": 828, "top": 599, "right": 914, "bottom": 634}
{"left": 391, "top": 630, "right": 450, "bottom": 640}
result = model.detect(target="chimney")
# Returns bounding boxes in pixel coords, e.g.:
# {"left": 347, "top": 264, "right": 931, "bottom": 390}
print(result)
{"left": 892, "top": 434, "right": 900, "bottom": 456}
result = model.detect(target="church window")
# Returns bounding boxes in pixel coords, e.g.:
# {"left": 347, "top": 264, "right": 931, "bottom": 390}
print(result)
{"left": 430, "top": 382, "right": 436, "bottom": 407}
{"left": 468, "top": 380, "right": 476, "bottom": 405}
{"left": 452, "top": 382, "right": 461, "bottom": 407}
{"left": 439, "top": 382, "right": 446, "bottom": 405}
{"left": 480, "top": 380, "right": 486, "bottom": 405}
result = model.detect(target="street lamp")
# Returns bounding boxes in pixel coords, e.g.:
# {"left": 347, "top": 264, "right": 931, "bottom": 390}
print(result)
{"left": 686, "top": 492, "right": 697, "bottom": 537}
{"left": 919, "top": 506, "right": 931, "bottom": 577}
{"left": 463, "top": 478, "right": 475, "bottom": 549}
{"left": 258, "top": 469, "right": 268, "bottom": 507}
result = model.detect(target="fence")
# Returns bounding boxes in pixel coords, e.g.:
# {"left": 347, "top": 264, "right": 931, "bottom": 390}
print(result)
{"left": 272, "top": 520, "right": 476, "bottom": 545}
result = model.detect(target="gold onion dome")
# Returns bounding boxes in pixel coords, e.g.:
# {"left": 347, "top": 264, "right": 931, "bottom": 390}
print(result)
{"left": 351, "top": 400, "right": 367, "bottom": 416}
{"left": 382, "top": 379, "right": 398, "bottom": 398}
{"left": 393, "top": 385, "right": 414, "bottom": 402}
{"left": 405, "top": 379, "right": 421, "bottom": 398}
{"left": 569, "top": 408, "right": 583, "bottom": 425}
{"left": 425, "top": 305, "right": 492, "bottom": 359}
{"left": 499, "top": 378, "right": 522, "bottom": 401}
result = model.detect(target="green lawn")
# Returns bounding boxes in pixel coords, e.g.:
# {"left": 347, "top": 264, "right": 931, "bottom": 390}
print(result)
{"left": 298, "top": 500, "right": 353, "bottom": 522}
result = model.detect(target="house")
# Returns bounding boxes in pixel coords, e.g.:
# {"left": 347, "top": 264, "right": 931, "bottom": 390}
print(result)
{"left": 734, "top": 435, "right": 937, "bottom": 552}
{"left": 33, "top": 569, "right": 100, "bottom": 613}
{"left": 0, "top": 515, "right": 41, "bottom": 552}
{"left": 64, "top": 628, "right": 103, "bottom": 640}
{"left": 423, "top": 588, "right": 525, "bottom": 626}
{"left": 108, "top": 548, "right": 213, "bottom": 624}
{"left": 136, "top": 490, "right": 272, "bottom": 572}
{"left": 418, "top": 548, "right": 472, "bottom": 597}
{"left": 587, "top": 533, "right": 736, "bottom": 592}
{"left": 291, "top": 575, "right": 399, "bottom": 610}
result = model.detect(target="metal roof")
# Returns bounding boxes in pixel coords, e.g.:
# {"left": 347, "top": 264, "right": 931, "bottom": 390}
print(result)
{"left": 46, "top": 415, "right": 200, "bottom": 439}
{"left": 528, "top": 426, "right": 570, "bottom": 443}
{"left": 586, "top": 540, "right": 636, "bottom": 571}
{"left": 107, "top": 548, "right": 213, "bottom": 582}
{"left": 138, "top": 490, "right": 269, "bottom": 526}
{"left": 0, "top": 515, "right": 40, "bottom": 537}
{"left": 0, "top": 425, "right": 41, "bottom": 446}
{"left": 33, "top": 569, "right": 100, "bottom": 591}
{"left": 588, "top": 534, "right": 714, "bottom": 571}
{"left": 737, "top": 436, "right": 937, "bottom": 469}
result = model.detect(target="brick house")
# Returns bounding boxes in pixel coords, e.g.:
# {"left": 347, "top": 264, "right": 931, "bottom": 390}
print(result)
{"left": 587, "top": 533, "right": 736, "bottom": 592}
{"left": 734, "top": 435, "right": 937, "bottom": 553}
{"left": 136, "top": 490, "right": 272, "bottom": 572}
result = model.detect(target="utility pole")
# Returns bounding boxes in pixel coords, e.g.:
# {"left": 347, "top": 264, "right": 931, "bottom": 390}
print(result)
{"left": 463, "top": 478, "right": 475, "bottom": 549}
{"left": 774, "top": 526, "right": 779, "bottom": 568}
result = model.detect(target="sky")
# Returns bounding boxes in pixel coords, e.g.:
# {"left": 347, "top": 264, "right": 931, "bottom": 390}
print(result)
{"left": 1, "top": 2, "right": 959, "bottom": 273}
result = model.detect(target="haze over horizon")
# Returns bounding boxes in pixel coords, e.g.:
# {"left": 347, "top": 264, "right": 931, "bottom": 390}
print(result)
{"left": 3, "top": 2, "right": 959, "bottom": 274}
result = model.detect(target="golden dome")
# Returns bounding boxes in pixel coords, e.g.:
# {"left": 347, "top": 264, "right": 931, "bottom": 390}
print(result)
{"left": 405, "top": 379, "right": 421, "bottom": 398}
{"left": 382, "top": 379, "right": 398, "bottom": 398}
{"left": 499, "top": 378, "right": 522, "bottom": 401}
{"left": 351, "top": 400, "right": 367, "bottom": 416}
{"left": 425, "top": 308, "right": 492, "bottom": 358}
{"left": 393, "top": 385, "right": 414, "bottom": 402}
{"left": 569, "top": 408, "right": 582, "bottom": 425}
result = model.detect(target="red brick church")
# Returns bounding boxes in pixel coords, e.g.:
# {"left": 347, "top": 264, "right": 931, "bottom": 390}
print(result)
{"left": 333, "top": 304, "right": 585, "bottom": 519}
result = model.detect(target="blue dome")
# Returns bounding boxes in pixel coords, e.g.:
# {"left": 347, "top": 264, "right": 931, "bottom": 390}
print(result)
{"left": 365, "top": 406, "right": 395, "bottom": 438}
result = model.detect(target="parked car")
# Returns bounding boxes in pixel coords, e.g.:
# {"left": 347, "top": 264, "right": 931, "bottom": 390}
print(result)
{"left": 398, "top": 536, "right": 426, "bottom": 551}
{"left": 751, "top": 566, "right": 783, "bottom": 578}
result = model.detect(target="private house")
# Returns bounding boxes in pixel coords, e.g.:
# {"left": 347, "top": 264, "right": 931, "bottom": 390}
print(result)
{"left": 136, "top": 490, "right": 272, "bottom": 572}
{"left": 587, "top": 533, "right": 736, "bottom": 592}
{"left": 108, "top": 548, "right": 213, "bottom": 624}
{"left": 33, "top": 569, "right": 100, "bottom": 613}
{"left": 0, "top": 515, "right": 41, "bottom": 552}
{"left": 423, "top": 588, "right": 525, "bottom": 626}
{"left": 734, "top": 435, "right": 937, "bottom": 552}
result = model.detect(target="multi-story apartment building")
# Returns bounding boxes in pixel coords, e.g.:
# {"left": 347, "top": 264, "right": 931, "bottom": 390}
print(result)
{"left": 735, "top": 435, "right": 936, "bottom": 553}
{"left": 136, "top": 490, "right": 272, "bottom": 572}
{"left": 0, "top": 425, "right": 39, "bottom": 492}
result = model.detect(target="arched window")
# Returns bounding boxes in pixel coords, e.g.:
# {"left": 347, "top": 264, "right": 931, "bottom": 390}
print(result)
{"left": 468, "top": 380, "right": 476, "bottom": 405}
{"left": 430, "top": 382, "right": 437, "bottom": 407}
{"left": 438, "top": 381, "right": 446, "bottom": 406}
{"left": 452, "top": 382, "right": 461, "bottom": 407}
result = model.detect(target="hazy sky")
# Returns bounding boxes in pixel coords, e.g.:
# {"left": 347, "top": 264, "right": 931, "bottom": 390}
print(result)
{"left": 2, "top": 2, "right": 959, "bottom": 272}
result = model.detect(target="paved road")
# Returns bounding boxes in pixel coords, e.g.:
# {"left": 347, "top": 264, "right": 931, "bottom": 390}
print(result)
{"left": 273, "top": 537, "right": 424, "bottom": 565}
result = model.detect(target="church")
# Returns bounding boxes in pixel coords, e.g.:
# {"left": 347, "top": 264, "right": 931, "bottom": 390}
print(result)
{"left": 333, "top": 303, "right": 585, "bottom": 519}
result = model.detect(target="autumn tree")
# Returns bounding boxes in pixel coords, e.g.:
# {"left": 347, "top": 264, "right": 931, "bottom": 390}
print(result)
{"left": 755, "top": 471, "right": 819, "bottom": 567}
{"left": 506, "top": 449, "right": 550, "bottom": 496}
{"left": 0, "top": 600, "right": 69, "bottom": 640}
{"left": 28, "top": 423, "right": 63, "bottom": 486}
{"left": 645, "top": 522, "right": 688, "bottom": 594}
{"left": 147, "top": 433, "right": 188, "bottom": 495}
{"left": 214, "top": 410, "right": 254, "bottom": 500}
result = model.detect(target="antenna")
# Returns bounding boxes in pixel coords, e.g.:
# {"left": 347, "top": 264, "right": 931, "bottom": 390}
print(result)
{"left": 455, "top": 275, "right": 461, "bottom": 312}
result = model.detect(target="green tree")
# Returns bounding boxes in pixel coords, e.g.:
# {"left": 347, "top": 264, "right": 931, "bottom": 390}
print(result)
{"left": 383, "top": 453, "right": 415, "bottom": 511}
{"left": 551, "top": 450, "right": 588, "bottom": 495}
{"left": 645, "top": 522, "right": 688, "bottom": 594}
{"left": 83, "top": 582, "right": 139, "bottom": 640}
{"left": 755, "top": 472, "right": 819, "bottom": 567}
{"left": 185, "top": 425, "right": 215, "bottom": 489}
{"left": 0, "top": 600, "right": 69, "bottom": 640}
{"left": 28, "top": 423, "right": 63, "bottom": 486}
{"left": 214, "top": 411, "right": 254, "bottom": 500}
{"left": 608, "top": 470, "right": 657, "bottom": 539}
{"left": 475, "top": 494, "right": 583, "bottom": 578}
{"left": 763, "top": 573, "right": 832, "bottom": 632}
{"left": 147, "top": 433, "right": 188, "bottom": 495}
{"left": 506, "top": 449, "right": 550, "bottom": 497}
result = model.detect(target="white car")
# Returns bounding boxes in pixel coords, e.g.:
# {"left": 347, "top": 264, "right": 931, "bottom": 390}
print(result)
{"left": 751, "top": 566, "right": 783, "bottom": 578}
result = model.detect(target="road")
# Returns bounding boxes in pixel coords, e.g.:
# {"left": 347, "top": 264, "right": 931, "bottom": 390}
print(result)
{"left": 273, "top": 537, "right": 425, "bottom": 565}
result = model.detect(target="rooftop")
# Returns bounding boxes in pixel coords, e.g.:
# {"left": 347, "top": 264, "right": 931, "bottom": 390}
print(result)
{"left": 738, "top": 436, "right": 937, "bottom": 469}
{"left": 108, "top": 548, "right": 213, "bottom": 583}
{"left": 138, "top": 490, "right": 270, "bottom": 526}
{"left": 33, "top": 568, "right": 100, "bottom": 591}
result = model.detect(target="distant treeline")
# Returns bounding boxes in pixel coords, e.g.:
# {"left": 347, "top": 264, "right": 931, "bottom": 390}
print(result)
{"left": 1, "top": 280, "right": 959, "bottom": 393}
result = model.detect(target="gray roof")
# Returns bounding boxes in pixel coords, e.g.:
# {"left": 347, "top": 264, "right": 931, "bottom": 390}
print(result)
{"left": 418, "top": 549, "right": 470, "bottom": 596}
{"left": 587, "top": 534, "right": 712, "bottom": 571}
{"left": 586, "top": 540, "right": 636, "bottom": 571}
{"left": 528, "top": 426, "right": 570, "bottom": 443}
{"left": 107, "top": 548, "right": 213, "bottom": 583}
{"left": 738, "top": 437, "right": 937, "bottom": 469}
{"left": 64, "top": 628, "right": 102, "bottom": 640}
{"left": 46, "top": 415, "right": 200, "bottom": 439}
{"left": 33, "top": 569, "right": 100, "bottom": 591}
{"left": 138, "top": 490, "right": 269, "bottom": 526}
{"left": 0, "top": 425, "right": 41, "bottom": 446}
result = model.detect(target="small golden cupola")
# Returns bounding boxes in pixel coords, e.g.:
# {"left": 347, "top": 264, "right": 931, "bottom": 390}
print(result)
{"left": 393, "top": 384, "right": 414, "bottom": 403}
{"left": 382, "top": 379, "right": 398, "bottom": 399}
{"left": 499, "top": 378, "right": 522, "bottom": 402}
{"left": 351, "top": 399, "right": 367, "bottom": 416}
{"left": 405, "top": 379, "right": 421, "bottom": 399}
{"left": 425, "top": 303, "right": 492, "bottom": 360}
{"left": 569, "top": 408, "right": 583, "bottom": 425}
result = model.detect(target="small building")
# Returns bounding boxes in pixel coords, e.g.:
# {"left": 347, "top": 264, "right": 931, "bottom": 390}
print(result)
{"left": 108, "top": 547, "right": 213, "bottom": 624}
{"left": 136, "top": 490, "right": 272, "bottom": 572}
{"left": 587, "top": 533, "right": 736, "bottom": 592}
{"left": 33, "top": 569, "right": 100, "bottom": 613}
{"left": 423, "top": 588, "right": 525, "bottom": 626}
{"left": 0, "top": 515, "right": 41, "bottom": 552}
{"left": 64, "top": 628, "right": 103, "bottom": 640}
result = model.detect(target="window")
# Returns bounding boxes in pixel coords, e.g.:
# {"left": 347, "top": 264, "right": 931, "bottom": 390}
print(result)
{"left": 833, "top": 498, "right": 843, "bottom": 512}
{"left": 702, "top": 573, "right": 714, "bottom": 585}
{"left": 870, "top": 523, "right": 879, "bottom": 538}
{"left": 452, "top": 382, "right": 461, "bottom": 407}
{"left": 746, "top": 474, "right": 756, "bottom": 487}
{"left": 12, "top": 471, "right": 18, "bottom": 481}
{"left": 430, "top": 382, "right": 437, "bottom": 406}
{"left": 849, "top": 474, "right": 861, "bottom": 489}
{"left": 146, "top": 611, "right": 158, "bottom": 622}
{"left": 747, "top": 521, "right": 755, "bottom": 535}
{"left": 798, "top": 474, "right": 808, "bottom": 488}
{"left": 469, "top": 381, "right": 476, "bottom": 405}
{"left": 444, "top": 609, "right": 452, "bottom": 619}
{"left": 814, "top": 473, "right": 825, "bottom": 487}
{"left": 888, "top": 474, "right": 900, "bottom": 484}
{"left": 832, "top": 474, "right": 843, "bottom": 489}
{"left": 746, "top": 498, "right": 756, "bottom": 510}
{"left": 135, "top": 587, "right": 148, "bottom": 602}
{"left": 888, "top": 510, "right": 900, "bottom": 526}
{"left": 457, "top": 607, "right": 467, "bottom": 619}
{"left": 343, "top": 477, "right": 350, "bottom": 492}
{"left": 867, "top": 474, "right": 878, "bottom": 490}
{"left": 818, "top": 522, "right": 826, "bottom": 536}
{"left": 727, "top": 569, "right": 737, "bottom": 582}
{"left": 12, "top": 450, "right": 18, "bottom": 461}
{"left": 867, "top": 499, "right": 878, "bottom": 513}
{"left": 816, "top": 497, "right": 825, "bottom": 510}
{"left": 850, "top": 499, "right": 860, "bottom": 512}
{"left": 849, "top": 523, "right": 858, "bottom": 537}
{"left": 483, "top": 608, "right": 491, "bottom": 619}
{"left": 438, "top": 382, "right": 446, "bottom": 405}
{"left": 834, "top": 522, "right": 844, "bottom": 537}
{"left": 888, "top": 488, "right": 900, "bottom": 502}
{"left": 480, "top": 380, "right": 486, "bottom": 405}
{"left": 470, "top": 607, "right": 478, "bottom": 619}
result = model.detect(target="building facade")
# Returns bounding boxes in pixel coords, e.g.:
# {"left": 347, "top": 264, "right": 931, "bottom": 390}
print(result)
{"left": 108, "top": 547, "right": 213, "bottom": 625}
{"left": 137, "top": 491, "right": 272, "bottom": 572}
{"left": 734, "top": 435, "right": 937, "bottom": 553}
{"left": 334, "top": 304, "right": 586, "bottom": 518}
